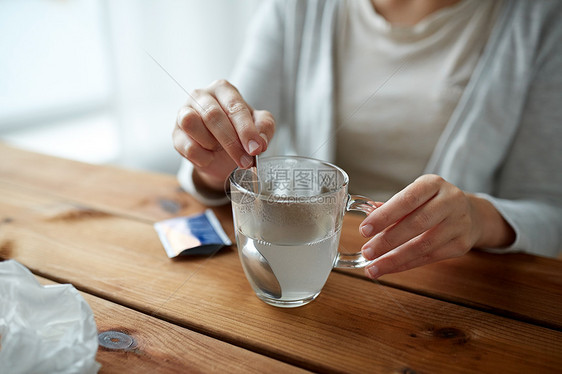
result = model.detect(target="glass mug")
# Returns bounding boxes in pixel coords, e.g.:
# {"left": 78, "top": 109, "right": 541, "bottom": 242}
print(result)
{"left": 229, "top": 156, "right": 377, "bottom": 308}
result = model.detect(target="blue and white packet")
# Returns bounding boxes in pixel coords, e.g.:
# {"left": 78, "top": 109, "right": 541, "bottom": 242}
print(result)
{"left": 154, "top": 209, "right": 232, "bottom": 258}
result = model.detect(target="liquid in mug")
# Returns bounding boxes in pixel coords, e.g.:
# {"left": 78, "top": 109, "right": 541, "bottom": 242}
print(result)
{"left": 237, "top": 227, "right": 341, "bottom": 303}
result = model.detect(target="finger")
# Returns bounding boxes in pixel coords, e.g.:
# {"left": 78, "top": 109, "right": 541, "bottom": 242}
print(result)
{"left": 213, "top": 80, "right": 265, "bottom": 155}
{"left": 190, "top": 89, "right": 253, "bottom": 169}
{"left": 176, "top": 106, "right": 220, "bottom": 151}
{"left": 173, "top": 125, "right": 189, "bottom": 157}
{"left": 364, "top": 222, "right": 452, "bottom": 267}
{"left": 361, "top": 196, "right": 446, "bottom": 260}
{"left": 253, "top": 109, "right": 275, "bottom": 150}
{"left": 364, "top": 234, "right": 469, "bottom": 279}
{"left": 363, "top": 221, "right": 465, "bottom": 279}
{"left": 173, "top": 126, "right": 215, "bottom": 168}
{"left": 360, "top": 174, "right": 445, "bottom": 237}
{"left": 397, "top": 238, "right": 468, "bottom": 273}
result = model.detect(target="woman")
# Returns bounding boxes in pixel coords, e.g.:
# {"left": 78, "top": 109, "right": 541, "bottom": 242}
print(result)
{"left": 172, "top": 0, "right": 562, "bottom": 279}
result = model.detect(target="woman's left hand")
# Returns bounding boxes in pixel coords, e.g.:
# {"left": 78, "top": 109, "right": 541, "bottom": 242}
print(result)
{"left": 360, "top": 174, "right": 514, "bottom": 279}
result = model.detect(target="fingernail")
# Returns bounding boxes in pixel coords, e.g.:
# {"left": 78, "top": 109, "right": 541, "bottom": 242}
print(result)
{"left": 367, "top": 265, "right": 379, "bottom": 279}
{"left": 248, "top": 140, "right": 260, "bottom": 154}
{"left": 259, "top": 133, "right": 268, "bottom": 146}
{"left": 240, "top": 155, "right": 253, "bottom": 168}
{"left": 361, "top": 224, "right": 373, "bottom": 237}
{"left": 362, "top": 246, "right": 375, "bottom": 260}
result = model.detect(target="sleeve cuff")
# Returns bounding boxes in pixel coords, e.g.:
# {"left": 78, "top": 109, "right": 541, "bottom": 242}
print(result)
{"left": 177, "top": 160, "right": 230, "bottom": 207}
{"left": 473, "top": 193, "right": 562, "bottom": 258}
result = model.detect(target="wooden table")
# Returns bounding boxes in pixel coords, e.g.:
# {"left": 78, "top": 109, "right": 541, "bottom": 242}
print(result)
{"left": 1, "top": 143, "right": 561, "bottom": 373}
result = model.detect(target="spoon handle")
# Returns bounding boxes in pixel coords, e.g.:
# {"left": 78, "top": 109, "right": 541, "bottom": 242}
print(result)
{"left": 251, "top": 155, "right": 260, "bottom": 194}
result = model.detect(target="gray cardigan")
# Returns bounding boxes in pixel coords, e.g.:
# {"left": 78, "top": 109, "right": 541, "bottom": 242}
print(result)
{"left": 180, "top": 0, "right": 562, "bottom": 257}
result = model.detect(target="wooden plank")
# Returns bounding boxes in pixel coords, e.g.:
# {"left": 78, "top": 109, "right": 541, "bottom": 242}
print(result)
{"left": 34, "top": 276, "right": 308, "bottom": 374}
{"left": 2, "top": 143, "right": 561, "bottom": 329}
{"left": 1, "top": 183, "right": 561, "bottom": 374}
{"left": 0, "top": 143, "right": 206, "bottom": 222}
{"left": 338, "top": 214, "right": 562, "bottom": 331}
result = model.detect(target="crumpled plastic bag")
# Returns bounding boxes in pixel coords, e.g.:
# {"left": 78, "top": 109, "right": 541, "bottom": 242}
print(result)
{"left": 0, "top": 260, "right": 100, "bottom": 374}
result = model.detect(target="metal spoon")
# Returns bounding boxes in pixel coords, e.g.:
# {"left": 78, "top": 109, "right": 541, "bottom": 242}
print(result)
{"left": 240, "top": 240, "right": 282, "bottom": 299}
{"left": 251, "top": 154, "right": 261, "bottom": 195}
{"left": 239, "top": 155, "right": 281, "bottom": 298}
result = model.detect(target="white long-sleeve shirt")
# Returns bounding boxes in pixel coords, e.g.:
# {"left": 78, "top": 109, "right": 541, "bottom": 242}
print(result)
{"left": 178, "top": 0, "right": 562, "bottom": 258}
{"left": 335, "top": 0, "right": 500, "bottom": 201}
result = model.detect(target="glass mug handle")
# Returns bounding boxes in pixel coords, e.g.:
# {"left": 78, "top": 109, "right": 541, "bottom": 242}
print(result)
{"left": 334, "top": 194, "right": 380, "bottom": 269}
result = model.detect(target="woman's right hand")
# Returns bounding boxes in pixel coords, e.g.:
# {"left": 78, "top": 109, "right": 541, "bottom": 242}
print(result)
{"left": 173, "top": 79, "right": 275, "bottom": 191}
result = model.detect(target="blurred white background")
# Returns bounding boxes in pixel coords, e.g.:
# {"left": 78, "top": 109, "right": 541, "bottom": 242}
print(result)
{"left": 0, "top": 0, "right": 260, "bottom": 173}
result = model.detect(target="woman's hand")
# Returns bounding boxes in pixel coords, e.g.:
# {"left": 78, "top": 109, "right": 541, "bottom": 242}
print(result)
{"left": 173, "top": 79, "right": 275, "bottom": 191}
{"left": 360, "top": 174, "right": 515, "bottom": 279}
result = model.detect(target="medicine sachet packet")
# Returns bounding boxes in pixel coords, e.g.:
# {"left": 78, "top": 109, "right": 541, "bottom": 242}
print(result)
{"left": 154, "top": 209, "right": 232, "bottom": 258}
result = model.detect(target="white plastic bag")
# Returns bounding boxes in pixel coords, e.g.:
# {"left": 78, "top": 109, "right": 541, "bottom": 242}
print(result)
{"left": 0, "top": 260, "right": 100, "bottom": 374}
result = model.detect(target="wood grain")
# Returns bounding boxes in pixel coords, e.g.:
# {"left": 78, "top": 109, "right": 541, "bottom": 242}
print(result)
{"left": 35, "top": 277, "right": 308, "bottom": 374}
{"left": 0, "top": 143, "right": 206, "bottom": 222}
{"left": 2, "top": 182, "right": 561, "bottom": 374}
{"left": 1, "top": 143, "right": 561, "bottom": 329}
{"left": 339, "top": 214, "right": 562, "bottom": 330}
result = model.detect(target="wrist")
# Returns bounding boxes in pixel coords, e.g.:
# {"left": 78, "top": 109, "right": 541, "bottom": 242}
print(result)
{"left": 467, "top": 194, "right": 516, "bottom": 249}
{"left": 193, "top": 168, "right": 227, "bottom": 198}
